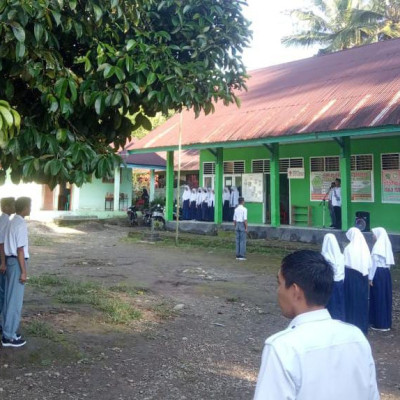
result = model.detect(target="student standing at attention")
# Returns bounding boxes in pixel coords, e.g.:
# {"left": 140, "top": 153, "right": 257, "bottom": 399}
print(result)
{"left": 233, "top": 197, "right": 247, "bottom": 261}
{"left": 254, "top": 250, "right": 379, "bottom": 400}
{"left": 2, "top": 197, "right": 31, "bottom": 348}
{"left": 343, "top": 227, "right": 372, "bottom": 335}
{"left": 0, "top": 197, "right": 16, "bottom": 337}
{"left": 369, "top": 227, "right": 395, "bottom": 331}
{"left": 321, "top": 233, "right": 345, "bottom": 321}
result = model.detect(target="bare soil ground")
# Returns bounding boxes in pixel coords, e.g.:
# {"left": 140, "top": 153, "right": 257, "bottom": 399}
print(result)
{"left": 0, "top": 220, "right": 399, "bottom": 400}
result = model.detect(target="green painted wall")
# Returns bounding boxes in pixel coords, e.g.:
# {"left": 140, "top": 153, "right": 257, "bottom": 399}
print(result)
{"left": 79, "top": 167, "right": 132, "bottom": 211}
{"left": 200, "top": 135, "right": 400, "bottom": 232}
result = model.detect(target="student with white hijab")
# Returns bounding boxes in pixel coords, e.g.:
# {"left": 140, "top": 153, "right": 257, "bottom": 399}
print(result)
{"left": 321, "top": 233, "right": 345, "bottom": 321}
{"left": 201, "top": 188, "right": 209, "bottom": 221}
{"left": 189, "top": 188, "right": 197, "bottom": 220}
{"left": 222, "top": 187, "right": 231, "bottom": 221}
{"left": 369, "top": 227, "right": 395, "bottom": 331}
{"left": 207, "top": 188, "right": 215, "bottom": 221}
{"left": 196, "top": 187, "right": 203, "bottom": 220}
{"left": 343, "top": 227, "right": 372, "bottom": 335}
{"left": 181, "top": 185, "right": 191, "bottom": 220}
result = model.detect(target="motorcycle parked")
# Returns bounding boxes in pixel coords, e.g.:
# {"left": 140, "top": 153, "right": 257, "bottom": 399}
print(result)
{"left": 143, "top": 204, "right": 165, "bottom": 229}
{"left": 127, "top": 205, "right": 138, "bottom": 226}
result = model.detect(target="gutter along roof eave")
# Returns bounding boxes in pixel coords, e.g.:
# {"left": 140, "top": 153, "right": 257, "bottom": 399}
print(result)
{"left": 127, "top": 125, "right": 400, "bottom": 154}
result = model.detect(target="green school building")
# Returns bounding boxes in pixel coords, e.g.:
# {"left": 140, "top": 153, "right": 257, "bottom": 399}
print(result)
{"left": 130, "top": 39, "right": 400, "bottom": 235}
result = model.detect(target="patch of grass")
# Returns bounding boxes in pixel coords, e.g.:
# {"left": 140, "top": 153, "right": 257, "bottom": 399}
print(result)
{"left": 226, "top": 297, "right": 239, "bottom": 303}
{"left": 152, "top": 302, "right": 176, "bottom": 320}
{"left": 25, "top": 320, "right": 59, "bottom": 341}
{"left": 30, "top": 274, "right": 141, "bottom": 325}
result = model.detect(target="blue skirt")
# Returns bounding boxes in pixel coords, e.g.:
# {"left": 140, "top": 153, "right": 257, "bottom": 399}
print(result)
{"left": 327, "top": 280, "right": 345, "bottom": 322}
{"left": 369, "top": 268, "right": 392, "bottom": 330}
{"left": 344, "top": 267, "right": 369, "bottom": 335}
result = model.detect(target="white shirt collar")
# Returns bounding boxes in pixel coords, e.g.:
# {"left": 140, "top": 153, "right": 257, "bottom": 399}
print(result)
{"left": 288, "top": 308, "right": 331, "bottom": 329}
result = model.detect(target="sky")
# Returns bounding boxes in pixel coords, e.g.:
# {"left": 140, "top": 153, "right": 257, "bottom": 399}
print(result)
{"left": 242, "top": 0, "right": 317, "bottom": 70}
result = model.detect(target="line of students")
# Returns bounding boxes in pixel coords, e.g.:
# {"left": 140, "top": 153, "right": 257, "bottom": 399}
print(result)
{"left": 321, "top": 226, "right": 394, "bottom": 334}
{"left": 0, "top": 197, "right": 31, "bottom": 348}
{"left": 181, "top": 185, "right": 241, "bottom": 222}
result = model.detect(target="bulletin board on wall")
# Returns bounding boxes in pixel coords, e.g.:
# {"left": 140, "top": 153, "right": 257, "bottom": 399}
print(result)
{"left": 242, "top": 173, "right": 264, "bottom": 203}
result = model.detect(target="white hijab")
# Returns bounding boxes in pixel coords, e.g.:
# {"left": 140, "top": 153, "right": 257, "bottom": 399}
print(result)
{"left": 182, "top": 185, "right": 191, "bottom": 201}
{"left": 196, "top": 188, "right": 203, "bottom": 205}
{"left": 371, "top": 227, "right": 395, "bottom": 265}
{"left": 321, "top": 233, "right": 344, "bottom": 280}
{"left": 208, "top": 189, "right": 215, "bottom": 206}
{"left": 223, "top": 187, "right": 230, "bottom": 202}
{"left": 190, "top": 188, "right": 197, "bottom": 202}
{"left": 343, "top": 227, "right": 372, "bottom": 276}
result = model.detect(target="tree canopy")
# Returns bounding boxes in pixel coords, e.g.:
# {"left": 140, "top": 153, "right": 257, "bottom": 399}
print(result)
{"left": 0, "top": 0, "right": 251, "bottom": 188}
{"left": 282, "top": 0, "right": 400, "bottom": 54}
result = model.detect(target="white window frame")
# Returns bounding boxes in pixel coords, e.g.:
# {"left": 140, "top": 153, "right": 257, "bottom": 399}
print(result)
{"left": 381, "top": 153, "right": 400, "bottom": 204}
{"left": 350, "top": 154, "right": 374, "bottom": 203}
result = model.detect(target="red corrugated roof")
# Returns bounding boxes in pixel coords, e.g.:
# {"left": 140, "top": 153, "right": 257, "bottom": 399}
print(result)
{"left": 131, "top": 38, "right": 400, "bottom": 151}
{"left": 156, "top": 149, "right": 199, "bottom": 171}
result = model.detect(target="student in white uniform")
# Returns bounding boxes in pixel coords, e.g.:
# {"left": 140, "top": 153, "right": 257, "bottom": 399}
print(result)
{"left": 0, "top": 197, "right": 16, "bottom": 336}
{"left": 369, "top": 227, "right": 395, "bottom": 331}
{"left": 181, "top": 185, "right": 191, "bottom": 220}
{"left": 222, "top": 187, "right": 231, "bottom": 221}
{"left": 233, "top": 197, "right": 247, "bottom": 260}
{"left": 2, "top": 197, "right": 31, "bottom": 348}
{"left": 343, "top": 227, "right": 372, "bottom": 335}
{"left": 189, "top": 188, "right": 197, "bottom": 220}
{"left": 254, "top": 250, "right": 379, "bottom": 400}
{"left": 332, "top": 178, "right": 341, "bottom": 229}
{"left": 321, "top": 233, "right": 345, "bottom": 321}
{"left": 207, "top": 188, "right": 215, "bottom": 222}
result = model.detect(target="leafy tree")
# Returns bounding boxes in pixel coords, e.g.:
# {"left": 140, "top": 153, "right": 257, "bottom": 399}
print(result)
{"left": 282, "top": 0, "right": 400, "bottom": 54}
{"left": 0, "top": 0, "right": 251, "bottom": 188}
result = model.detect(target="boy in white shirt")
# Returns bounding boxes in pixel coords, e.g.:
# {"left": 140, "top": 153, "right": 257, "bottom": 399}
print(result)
{"left": 233, "top": 197, "right": 248, "bottom": 260}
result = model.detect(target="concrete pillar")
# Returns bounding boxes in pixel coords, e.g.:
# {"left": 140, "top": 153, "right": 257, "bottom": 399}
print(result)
{"left": 165, "top": 151, "right": 174, "bottom": 221}
{"left": 214, "top": 147, "right": 223, "bottom": 224}
{"left": 113, "top": 167, "right": 120, "bottom": 211}
{"left": 270, "top": 143, "right": 280, "bottom": 227}
{"left": 71, "top": 185, "right": 80, "bottom": 211}
{"left": 339, "top": 137, "right": 351, "bottom": 231}
{"left": 149, "top": 169, "right": 155, "bottom": 202}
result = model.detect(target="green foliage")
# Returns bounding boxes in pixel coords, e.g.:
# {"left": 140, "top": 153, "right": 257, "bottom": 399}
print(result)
{"left": 282, "top": 0, "right": 400, "bottom": 54}
{"left": 0, "top": 0, "right": 251, "bottom": 188}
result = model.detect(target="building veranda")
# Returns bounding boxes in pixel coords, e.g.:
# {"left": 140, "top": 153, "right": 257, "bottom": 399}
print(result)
{"left": 130, "top": 39, "right": 400, "bottom": 236}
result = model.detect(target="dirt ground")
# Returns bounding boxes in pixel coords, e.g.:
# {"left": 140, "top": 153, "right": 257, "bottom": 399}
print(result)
{"left": 0, "top": 220, "right": 399, "bottom": 400}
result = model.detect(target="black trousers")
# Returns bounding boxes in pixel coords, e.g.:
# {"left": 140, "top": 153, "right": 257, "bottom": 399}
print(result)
{"left": 333, "top": 206, "right": 341, "bottom": 229}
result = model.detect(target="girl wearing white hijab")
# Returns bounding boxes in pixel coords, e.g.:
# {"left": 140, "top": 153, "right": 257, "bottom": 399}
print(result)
{"left": 181, "top": 185, "right": 191, "bottom": 220}
{"left": 222, "top": 187, "right": 231, "bottom": 221}
{"left": 369, "top": 227, "right": 395, "bottom": 331}
{"left": 207, "top": 188, "right": 215, "bottom": 221}
{"left": 201, "top": 187, "right": 209, "bottom": 221}
{"left": 343, "top": 227, "right": 372, "bottom": 335}
{"left": 196, "top": 187, "right": 203, "bottom": 220}
{"left": 321, "top": 233, "right": 345, "bottom": 321}
{"left": 189, "top": 188, "right": 197, "bottom": 220}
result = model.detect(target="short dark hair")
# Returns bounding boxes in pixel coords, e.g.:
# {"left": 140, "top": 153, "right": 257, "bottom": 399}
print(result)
{"left": 1, "top": 197, "right": 15, "bottom": 210}
{"left": 15, "top": 197, "right": 31, "bottom": 214}
{"left": 335, "top": 178, "right": 341, "bottom": 184}
{"left": 238, "top": 197, "right": 244, "bottom": 203}
{"left": 281, "top": 250, "right": 333, "bottom": 306}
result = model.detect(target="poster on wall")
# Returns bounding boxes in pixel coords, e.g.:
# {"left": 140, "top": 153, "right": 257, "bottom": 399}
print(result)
{"left": 382, "top": 169, "right": 400, "bottom": 203}
{"left": 310, "top": 171, "right": 339, "bottom": 201}
{"left": 351, "top": 170, "right": 373, "bottom": 202}
{"left": 242, "top": 173, "right": 264, "bottom": 203}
